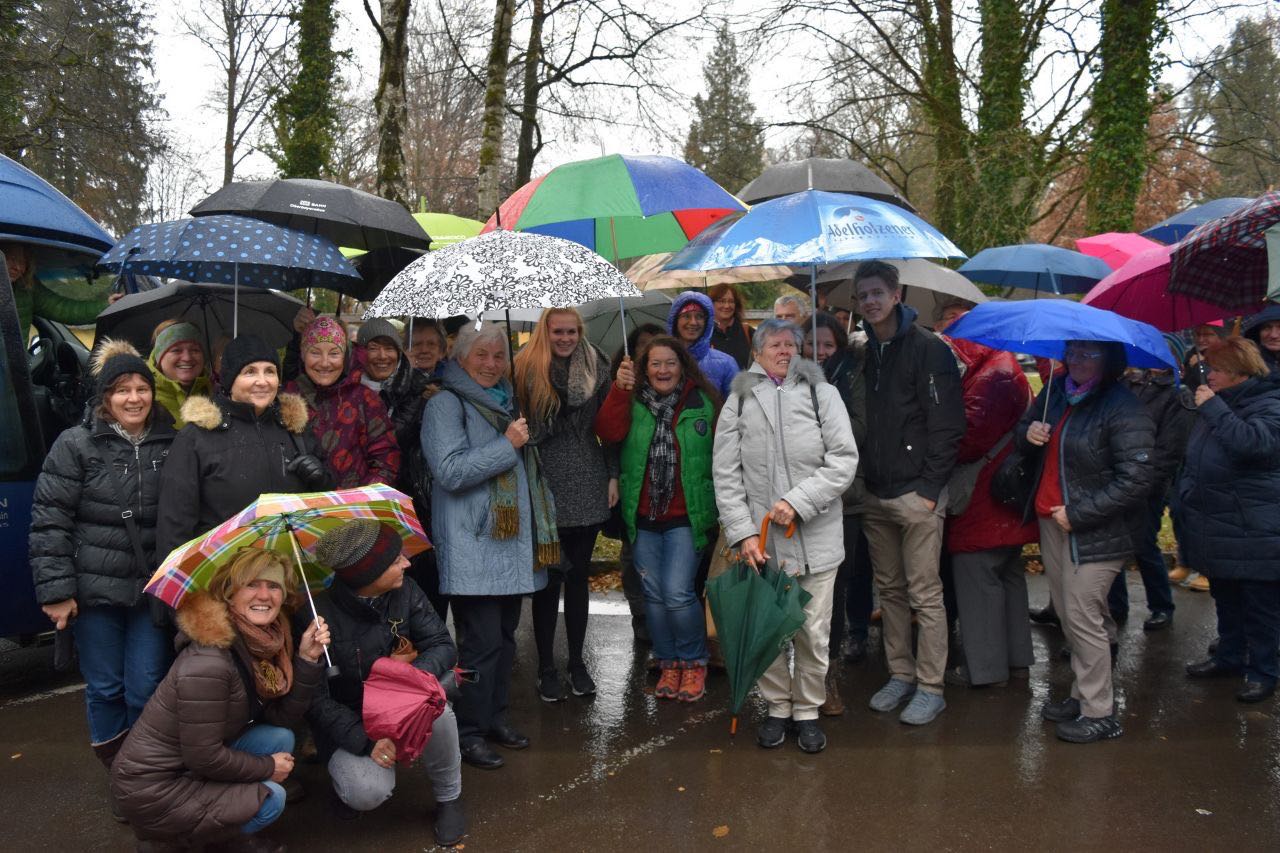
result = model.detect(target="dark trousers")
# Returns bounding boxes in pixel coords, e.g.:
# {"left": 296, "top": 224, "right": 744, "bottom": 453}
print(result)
{"left": 1211, "top": 578, "right": 1280, "bottom": 686}
{"left": 1108, "top": 489, "right": 1175, "bottom": 617}
{"left": 407, "top": 549, "right": 449, "bottom": 622}
{"left": 952, "top": 547, "right": 1034, "bottom": 684}
{"left": 619, "top": 538, "right": 646, "bottom": 630}
{"left": 451, "top": 594, "right": 523, "bottom": 746}
{"left": 830, "top": 514, "right": 870, "bottom": 649}
{"left": 532, "top": 524, "right": 599, "bottom": 672}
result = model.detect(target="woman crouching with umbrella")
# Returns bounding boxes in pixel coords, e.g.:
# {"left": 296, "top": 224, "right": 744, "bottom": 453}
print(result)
{"left": 303, "top": 519, "right": 465, "bottom": 845}
{"left": 595, "top": 336, "right": 721, "bottom": 703}
{"left": 111, "top": 548, "right": 330, "bottom": 852}
{"left": 1019, "top": 340, "right": 1154, "bottom": 743}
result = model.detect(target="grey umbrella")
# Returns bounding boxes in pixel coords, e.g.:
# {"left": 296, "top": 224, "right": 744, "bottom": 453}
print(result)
{"left": 738, "top": 158, "right": 915, "bottom": 212}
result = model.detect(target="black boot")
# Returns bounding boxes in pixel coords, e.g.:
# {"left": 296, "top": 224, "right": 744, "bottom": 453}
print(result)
{"left": 92, "top": 730, "right": 129, "bottom": 823}
{"left": 434, "top": 797, "right": 468, "bottom": 847}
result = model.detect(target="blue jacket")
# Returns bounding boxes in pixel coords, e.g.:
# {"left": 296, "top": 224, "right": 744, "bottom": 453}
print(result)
{"left": 667, "top": 291, "right": 739, "bottom": 398}
{"left": 421, "top": 361, "right": 548, "bottom": 597}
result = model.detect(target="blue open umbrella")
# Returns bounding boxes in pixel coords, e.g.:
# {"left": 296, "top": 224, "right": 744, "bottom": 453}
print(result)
{"left": 957, "top": 244, "right": 1111, "bottom": 295}
{"left": 1142, "top": 197, "right": 1253, "bottom": 244}
{"left": 0, "top": 154, "right": 114, "bottom": 259}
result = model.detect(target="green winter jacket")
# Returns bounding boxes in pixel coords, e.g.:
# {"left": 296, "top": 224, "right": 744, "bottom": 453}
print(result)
{"left": 148, "top": 351, "right": 212, "bottom": 430}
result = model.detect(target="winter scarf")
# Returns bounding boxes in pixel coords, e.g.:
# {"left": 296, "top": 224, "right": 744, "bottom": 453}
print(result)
{"left": 109, "top": 421, "right": 151, "bottom": 446}
{"left": 466, "top": 397, "right": 561, "bottom": 569}
{"left": 638, "top": 384, "right": 680, "bottom": 519}
{"left": 230, "top": 612, "right": 294, "bottom": 700}
{"left": 537, "top": 344, "right": 600, "bottom": 442}
{"left": 1065, "top": 374, "right": 1100, "bottom": 406}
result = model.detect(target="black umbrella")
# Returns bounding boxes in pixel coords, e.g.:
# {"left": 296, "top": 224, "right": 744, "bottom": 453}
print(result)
{"left": 738, "top": 157, "right": 915, "bottom": 212}
{"left": 94, "top": 282, "right": 305, "bottom": 356}
{"left": 190, "top": 178, "right": 431, "bottom": 254}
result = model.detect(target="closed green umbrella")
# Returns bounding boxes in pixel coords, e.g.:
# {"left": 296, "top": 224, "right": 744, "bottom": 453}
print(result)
{"left": 705, "top": 519, "right": 812, "bottom": 735}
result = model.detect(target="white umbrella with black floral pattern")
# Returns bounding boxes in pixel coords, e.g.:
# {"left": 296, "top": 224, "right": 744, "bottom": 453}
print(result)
{"left": 363, "top": 229, "right": 640, "bottom": 320}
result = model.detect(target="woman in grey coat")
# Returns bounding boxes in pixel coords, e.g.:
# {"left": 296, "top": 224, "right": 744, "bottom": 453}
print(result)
{"left": 421, "top": 322, "right": 554, "bottom": 771}
{"left": 714, "top": 319, "right": 859, "bottom": 755}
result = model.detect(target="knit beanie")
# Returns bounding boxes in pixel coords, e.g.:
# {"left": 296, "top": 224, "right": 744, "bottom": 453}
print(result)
{"left": 220, "top": 334, "right": 280, "bottom": 394}
{"left": 90, "top": 338, "right": 154, "bottom": 399}
{"left": 1162, "top": 332, "right": 1188, "bottom": 368}
{"left": 314, "top": 519, "right": 402, "bottom": 590}
{"left": 356, "top": 318, "right": 404, "bottom": 354}
{"left": 152, "top": 322, "right": 203, "bottom": 364}
{"left": 302, "top": 316, "right": 347, "bottom": 350}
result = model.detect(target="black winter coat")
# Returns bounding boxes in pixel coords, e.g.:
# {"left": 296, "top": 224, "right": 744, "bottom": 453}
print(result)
{"left": 1174, "top": 376, "right": 1280, "bottom": 581}
{"left": 1016, "top": 377, "right": 1156, "bottom": 563}
{"left": 1243, "top": 303, "right": 1280, "bottom": 378}
{"left": 302, "top": 577, "right": 456, "bottom": 759}
{"left": 375, "top": 358, "right": 436, "bottom": 515}
{"left": 1121, "top": 369, "right": 1197, "bottom": 490}
{"left": 156, "top": 393, "right": 327, "bottom": 558}
{"left": 861, "top": 304, "right": 965, "bottom": 501}
{"left": 823, "top": 344, "right": 867, "bottom": 513}
{"left": 30, "top": 410, "right": 177, "bottom": 607}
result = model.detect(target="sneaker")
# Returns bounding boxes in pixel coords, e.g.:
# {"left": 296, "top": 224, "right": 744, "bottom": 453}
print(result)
{"left": 794, "top": 719, "right": 827, "bottom": 753}
{"left": 898, "top": 690, "right": 946, "bottom": 725}
{"left": 1167, "top": 565, "right": 1192, "bottom": 583}
{"left": 819, "top": 672, "right": 845, "bottom": 716}
{"left": 433, "top": 797, "right": 467, "bottom": 847}
{"left": 1041, "top": 696, "right": 1081, "bottom": 722}
{"left": 655, "top": 664, "right": 682, "bottom": 699}
{"left": 1185, "top": 572, "right": 1210, "bottom": 592}
{"left": 756, "top": 715, "right": 788, "bottom": 749}
{"left": 537, "top": 668, "right": 566, "bottom": 703}
{"left": 868, "top": 677, "right": 916, "bottom": 712}
{"left": 568, "top": 666, "right": 597, "bottom": 697}
{"left": 677, "top": 664, "right": 707, "bottom": 702}
{"left": 1055, "top": 714, "right": 1123, "bottom": 743}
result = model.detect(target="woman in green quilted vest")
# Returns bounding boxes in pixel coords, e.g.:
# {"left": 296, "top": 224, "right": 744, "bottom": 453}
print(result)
{"left": 594, "top": 335, "right": 720, "bottom": 703}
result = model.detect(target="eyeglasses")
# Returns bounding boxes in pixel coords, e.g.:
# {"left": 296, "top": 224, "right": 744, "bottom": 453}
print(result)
{"left": 1062, "top": 349, "right": 1103, "bottom": 363}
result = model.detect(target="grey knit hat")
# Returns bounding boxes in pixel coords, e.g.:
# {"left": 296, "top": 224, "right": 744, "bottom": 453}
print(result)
{"left": 314, "top": 519, "right": 402, "bottom": 590}
{"left": 356, "top": 318, "right": 404, "bottom": 354}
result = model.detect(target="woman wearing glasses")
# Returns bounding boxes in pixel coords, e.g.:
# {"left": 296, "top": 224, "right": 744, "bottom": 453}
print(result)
{"left": 1018, "top": 340, "right": 1155, "bottom": 744}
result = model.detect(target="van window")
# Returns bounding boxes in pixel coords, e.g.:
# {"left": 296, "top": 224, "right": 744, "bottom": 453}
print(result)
{"left": 0, "top": 323, "right": 30, "bottom": 477}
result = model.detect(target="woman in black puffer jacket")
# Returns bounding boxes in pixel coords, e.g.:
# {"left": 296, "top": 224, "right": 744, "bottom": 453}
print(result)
{"left": 1017, "top": 340, "right": 1154, "bottom": 744}
{"left": 29, "top": 340, "right": 177, "bottom": 792}
{"left": 1177, "top": 337, "right": 1280, "bottom": 704}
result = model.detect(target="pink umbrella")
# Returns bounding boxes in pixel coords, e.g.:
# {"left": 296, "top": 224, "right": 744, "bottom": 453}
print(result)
{"left": 362, "top": 657, "right": 448, "bottom": 765}
{"left": 1082, "top": 245, "right": 1235, "bottom": 332}
{"left": 1075, "top": 232, "right": 1162, "bottom": 271}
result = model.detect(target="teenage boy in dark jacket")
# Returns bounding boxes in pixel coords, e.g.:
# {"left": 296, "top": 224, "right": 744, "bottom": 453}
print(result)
{"left": 855, "top": 261, "right": 965, "bottom": 727}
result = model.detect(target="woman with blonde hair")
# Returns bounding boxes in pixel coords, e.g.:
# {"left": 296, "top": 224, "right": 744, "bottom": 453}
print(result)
{"left": 111, "top": 548, "right": 330, "bottom": 851}
{"left": 514, "top": 307, "right": 617, "bottom": 702}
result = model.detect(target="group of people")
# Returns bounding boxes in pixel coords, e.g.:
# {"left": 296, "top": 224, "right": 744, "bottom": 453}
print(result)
{"left": 27, "top": 257, "right": 1280, "bottom": 850}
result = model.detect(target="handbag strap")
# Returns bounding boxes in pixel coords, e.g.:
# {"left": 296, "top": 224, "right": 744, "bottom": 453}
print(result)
{"left": 982, "top": 429, "right": 1016, "bottom": 464}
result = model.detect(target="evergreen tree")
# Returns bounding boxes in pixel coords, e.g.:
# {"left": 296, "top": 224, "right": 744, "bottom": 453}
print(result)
{"left": 271, "top": 0, "right": 341, "bottom": 179}
{"left": 684, "top": 24, "right": 764, "bottom": 192}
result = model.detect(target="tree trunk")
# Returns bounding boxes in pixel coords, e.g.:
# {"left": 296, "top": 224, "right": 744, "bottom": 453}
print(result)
{"left": 514, "top": 0, "right": 545, "bottom": 187}
{"left": 223, "top": 3, "right": 238, "bottom": 185}
{"left": 370, "top": 0, "right": 411, "bottom": 205}
{"left": 917, "top": 0, "right": 971, "bottom": 246}
{"left": 476, "top": 0, "right": 515, "bottom": 218}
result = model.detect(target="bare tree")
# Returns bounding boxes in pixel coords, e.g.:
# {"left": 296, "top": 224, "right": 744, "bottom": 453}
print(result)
{"left": 144, "top": 134, "right": 214, "bottom": 223}
{"left": 476, "top": 0, "right": 516, "bottom": 216}
{"left": 183, "top": 0, "right": 295, "bottom": 185}
{"left": 363, "top": 0, "right": 412, "bottom": 203}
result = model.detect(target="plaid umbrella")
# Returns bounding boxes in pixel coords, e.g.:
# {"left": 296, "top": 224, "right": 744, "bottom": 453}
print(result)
{"left": 1169, "top": 191, "right": 1280, "bottom": 311}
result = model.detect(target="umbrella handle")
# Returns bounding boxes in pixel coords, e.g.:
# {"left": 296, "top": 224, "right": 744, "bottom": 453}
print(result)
{"left": 757, "top": 517, "right": 796, "bottom": 554}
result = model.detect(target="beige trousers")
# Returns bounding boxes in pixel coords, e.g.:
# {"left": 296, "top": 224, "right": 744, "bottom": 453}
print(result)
{"left": 1038, "top": 519, "right": 1123, "bottom": 718}
{"left": 861, "top": 490, "right": 949, "bottom": 694}
{"left": 758, "top": 566, "right": 838, "bottom": 721}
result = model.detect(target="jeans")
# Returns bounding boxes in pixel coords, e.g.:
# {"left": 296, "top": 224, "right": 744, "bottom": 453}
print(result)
{"left": 633, "top": 524, "right": 707, "bottom": 664}
{"left": 228, "top": 724, "right": 293, "bottom": 834}
{"left": 1211, "top": 578, "right": 1280, "bottom": 686}
{"left": 532, "top": 525, "right": 599, "bottom": 672}
{"left": 1108, "top": 489, "right": 1175, "bottom": 617}
{"left": 329, "top": 705, "right": 462, "bottom": 809}
{"left": 72, "top": 601, "right": 173, "bottom": 744}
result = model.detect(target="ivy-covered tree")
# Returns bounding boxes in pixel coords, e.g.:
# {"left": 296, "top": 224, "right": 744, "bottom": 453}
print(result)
{"left": 271, "top": 0, "right": 342, "bottom": 179}
{"left": 683, "top": 23, "right": 764, "bottom": 192}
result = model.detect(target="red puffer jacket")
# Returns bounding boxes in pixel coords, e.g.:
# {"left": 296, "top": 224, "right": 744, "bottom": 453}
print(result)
{"left": 943, "top": 336, "right": 1039, "bottom": 553}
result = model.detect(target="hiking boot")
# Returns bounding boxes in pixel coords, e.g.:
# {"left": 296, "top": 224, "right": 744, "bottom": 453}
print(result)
{"left": 899, "top": 690, "right": 946, "bottom": 725}
{"left": 1055, "top": 714, "right": 1123, "bottom": 743}
{"left": 536, "top": 668, "right": 566, "bottom": 703}
{"left": 433, "top": 797, "right": 467, "bottom": 847}
{"left": 756, "top": 715, "right": 788, "bottom": 749}
{"left": 794, "top": 719, "right": 827, "bottom": 753}
{"left": 1041, "top": 696, "right": 1081, "bottom": 723}
{"left": 868, "top": 677, "right": 916, "bottom": 712}
{"left": 819, "top": 672, "right": 845, "bottom": 716}
{"left": 655, "top": 664, "right": 682, "bottom": 699}
{"left": 568, "top": 665, "right": 597, "bottom": 697}
{"left": 677, "top": 664, "right": 707, "bottom": 702}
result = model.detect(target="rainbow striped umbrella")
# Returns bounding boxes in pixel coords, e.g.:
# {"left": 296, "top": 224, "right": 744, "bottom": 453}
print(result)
{"left": 145, "top": 483, "right": 429, "bottom": 609}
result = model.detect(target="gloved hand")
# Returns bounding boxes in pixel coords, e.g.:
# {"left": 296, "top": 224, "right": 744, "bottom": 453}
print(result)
{"left": 286, "top": 453, "right": 329, "bottom": 488}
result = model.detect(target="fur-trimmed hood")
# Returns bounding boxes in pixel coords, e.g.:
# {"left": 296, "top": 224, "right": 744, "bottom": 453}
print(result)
{"left": 179, "top": 392, "right": 309, "bottom": 434}
{"left": 730, "top": 356, "right": 826, "bottom": 397}
{"left": 174, "top": 592, "right": 236, "bottom": 649}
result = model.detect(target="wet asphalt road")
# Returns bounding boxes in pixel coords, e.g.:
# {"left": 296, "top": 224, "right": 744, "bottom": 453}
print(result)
{"left": 3, "top": 573, "right": 1280, "bottom": 852}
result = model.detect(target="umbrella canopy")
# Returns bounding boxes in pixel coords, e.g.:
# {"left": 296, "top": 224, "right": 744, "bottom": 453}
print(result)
{"left": 0, "top": 154, "right": 115, "bottom": 259}
{"left": 416, "top": 211, "right": 483, "bottom": 249}
{"left": 97, "top": 214, "right": 361, "bottom": 295}
{"left": 1168, "top": 191, "right": 1280, "bottom": 311}
{"left": 624, "top": 251, "right": 791, "bottom": 291}
{"left": 362, "top": 657, "right": 447, "bottom": 765}
{"left": 957, "top": 243, "right": 1111, "bottom": 295}
{"left": 803, "top": 258, "right": 988, "bottom": 312}
{"left": 1075, "top": 232, "right": 1162, "bottom": 271}
{"left": 582, "top": 290, "right": 674, "bottom": 356}
{"left": 1082, "top": 246, "right": 1235, "bottom": 332}
{"left": 94, "top": 282, "right": 305, "bottom": 355}
{"left": 665, "top": 190, "right": 965, "bottom": 272}
{"left": 1142, "top": 197, "right": 1253, "bottom": 244}
{"left": 942, "top": 300, "right": 1179, "bottom": 371}
{"left": 705, "top": 520, "right": 811, "bottom": 731}
{"left": 738, "top": 157, "right": 915, "bottom": 212}
{"left": 363, "top": 230, "right": 640, "bottom": 319}
{"left": 191, "top": 178, "right": 430, "bottom": 252}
